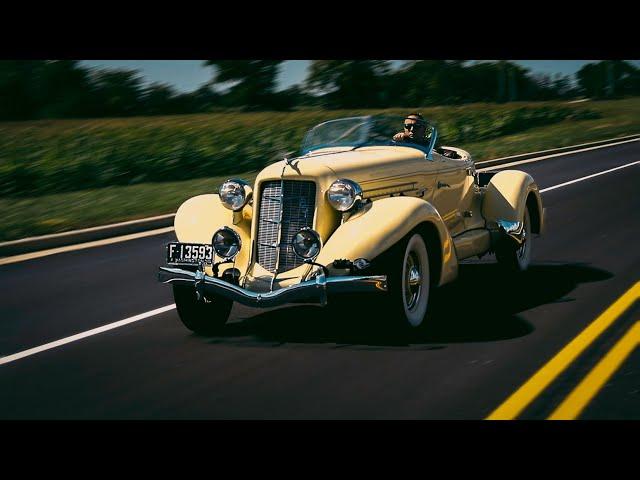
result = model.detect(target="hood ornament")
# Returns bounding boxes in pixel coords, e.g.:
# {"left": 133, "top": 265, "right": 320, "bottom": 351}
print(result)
{"left": 283, "top": 150, "right": 299, "bottom": 166}
{"left": 283, "top": 151, "right": 302, "bottom": 175}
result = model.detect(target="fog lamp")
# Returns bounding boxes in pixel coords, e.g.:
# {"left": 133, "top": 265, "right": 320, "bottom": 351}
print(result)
{"left": 212, "top": 227, "right": 241, "bottom": 260}
{"left": 291, "top": 227, "right": 322, "bottom": 260}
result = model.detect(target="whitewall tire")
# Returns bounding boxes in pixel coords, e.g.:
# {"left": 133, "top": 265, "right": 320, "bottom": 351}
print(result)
{"left": 375, "top": 232, "right": 431, "bottom": 329}
{"left": 401, "top": 233, "right": 430, "bottom": 327}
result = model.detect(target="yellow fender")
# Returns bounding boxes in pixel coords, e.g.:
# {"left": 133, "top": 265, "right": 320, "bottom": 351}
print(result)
{"left": 174, "top": 194, "right": 252, "bottom": 276}
{"left": 482, "top": 170, "right": 544, "bottom": 233}
{"left": 315, "top": 196, "right": 458, "bottom": 287}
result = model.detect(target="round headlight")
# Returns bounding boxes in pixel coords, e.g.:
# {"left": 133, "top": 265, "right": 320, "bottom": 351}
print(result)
{"left": 212, "top": 227, "right": 242, "bottom": 260}
{"left": 326, "top": 179, "right": 362, "bottom": 212}
{"left": 291, "top": 228, "right": 322, "bottom": 260}
{"left": 219, "top": 179, "right": 252, "bottom": 211}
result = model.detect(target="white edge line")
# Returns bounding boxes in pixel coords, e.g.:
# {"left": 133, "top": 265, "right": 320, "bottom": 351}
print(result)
{"left": 0, "top": 213, "right": 176, "bottom": 247}
{"left": 0, "top": 304, "right": 176, "bottom": 366}
{"left": 476, "top": 137, "right": 639, "bottom": 172}
{"left": 0, "top": 226, "right": 175, "bottom": 266}
{"left": 539, "top": 161, "right": 640, "bottom": 193}
{"left": 475, "top": 134, "right": 640, "bottom": 165}
{"left": 3, "top": 160, "right": 640, "bottom": 366}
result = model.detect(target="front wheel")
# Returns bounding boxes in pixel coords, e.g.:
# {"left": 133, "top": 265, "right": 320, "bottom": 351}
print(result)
{"left": 172, "top": 285, "right": 233, "bottom": 335}
{"left": 377, "top": 232, "right": 431, "bottom": 329}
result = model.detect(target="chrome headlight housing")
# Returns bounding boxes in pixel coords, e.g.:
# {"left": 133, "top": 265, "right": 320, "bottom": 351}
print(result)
{"left": 218, "top": 179, "right": 252, "bottom": 211}
{"left": 326, "top": 179, "right": 362, "bottom": 212}
{"left": 291, "top": 227, "right": 322, "bottom": 260}
{"left": 212, "top": 227, "right": 242, "bottom": 260}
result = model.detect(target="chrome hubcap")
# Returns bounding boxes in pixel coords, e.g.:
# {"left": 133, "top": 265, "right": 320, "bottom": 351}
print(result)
{"left": 408, "top": 266, "right": 421, "bottom": 286}
{"left": 404, "top": 252, "right": 422, "bottom": 310}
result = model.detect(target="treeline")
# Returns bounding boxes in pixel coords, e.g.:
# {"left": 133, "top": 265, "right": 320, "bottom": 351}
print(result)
{"left": 1, "top": 60, "right": 639, "bottom": 120}
{"left": 0, "top": 61, "right": 220, "bottom": 120}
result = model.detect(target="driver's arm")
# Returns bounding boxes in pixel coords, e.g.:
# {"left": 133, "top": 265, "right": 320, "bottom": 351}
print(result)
{"left": 393, "top": 132, "right": 407, "bottom": 142}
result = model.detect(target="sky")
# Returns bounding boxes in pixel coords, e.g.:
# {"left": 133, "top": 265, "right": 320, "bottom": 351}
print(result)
{"left": 81, "top": 60, "right": 640, "bottom": 93}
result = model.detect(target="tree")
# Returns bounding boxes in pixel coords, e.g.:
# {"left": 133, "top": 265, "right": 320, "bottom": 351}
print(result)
{"left": 188, "top": 85, "right": 221, "bottom": 112}
{"left": 577, "top": 60, "right": 640, "bottom": 98}
{"left": 390, "top": 60, "right": 472, "bottom": 106}
{"left": 31, "top": 60, "right": 95, "bottom": 118}
{"left": 304, "top": 60, "right": 392, "bottom": 109}
{"left": 551, "top": 73, "right": 575, "bottom": 98}
{"left": 0, "top": 60, "right": 95, "bottom": 120}
{"left": 89, "top": 68, "right": 145, "bottom": 116}
{"left": 0, "top": 60, "right": 43, "bottom": 120}
{"left": 204, "top": 60, "right": 283, "bottom": 110}
{"left": 142, "top": 82, "right": 178, "bottom": 115}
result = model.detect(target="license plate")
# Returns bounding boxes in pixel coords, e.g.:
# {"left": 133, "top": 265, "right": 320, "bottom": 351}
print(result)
{"left": 167, "top": 242, "right": 213, "bottom": 265}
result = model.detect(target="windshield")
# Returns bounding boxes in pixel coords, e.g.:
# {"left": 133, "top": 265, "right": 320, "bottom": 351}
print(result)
{"left": 300, "top": 115, "right": 437, "bottom": 156}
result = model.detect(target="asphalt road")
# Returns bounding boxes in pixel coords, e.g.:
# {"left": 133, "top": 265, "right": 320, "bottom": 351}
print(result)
{"left": 1, "top": 141, "right": 639, "bottom": 419}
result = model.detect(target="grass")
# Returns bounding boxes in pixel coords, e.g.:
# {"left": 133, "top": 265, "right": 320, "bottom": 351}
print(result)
{"left": 0, "top": 173, "right": 255, "bottom": 242}
{"left": 1, "top": 98, "right": 639, "bottom": 242}
{"left": 0, "top": 102, "right": 595, "bottom": 197}
{"left": 461, "top": 98, "right": 640, "bottom": 160}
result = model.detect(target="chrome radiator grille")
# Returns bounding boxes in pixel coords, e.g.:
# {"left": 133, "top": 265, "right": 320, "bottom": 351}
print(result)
{"left": 256, "top": 180, "right": 316, "bottom": 273}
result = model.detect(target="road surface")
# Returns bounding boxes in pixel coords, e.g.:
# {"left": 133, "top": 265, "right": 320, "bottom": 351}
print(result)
{"left": 1, "top": 140, "right": 639, "bottom": 419}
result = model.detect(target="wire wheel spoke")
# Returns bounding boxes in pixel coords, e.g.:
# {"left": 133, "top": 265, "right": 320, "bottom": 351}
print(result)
{"left": 404, "top": 251, "right": 422, "bottom": 310}
{"left": 517, "top": 217, "right": 529, "bottom": 260}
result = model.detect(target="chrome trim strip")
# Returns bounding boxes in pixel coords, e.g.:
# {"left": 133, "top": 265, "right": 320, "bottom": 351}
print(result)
{"left": 361, "top": 181, "right": 431, "bottom": 200}
{"left": 365, "top": 187, "right": 422, "bottom": 199}
{"left": 158, "top": 267, "right": 388, "bottom": 308}
{"left": 271, "top": 175, "right": 286, "bottom": 291}
{"left": 363, "top": 181, "right": 417, "bottom": 193}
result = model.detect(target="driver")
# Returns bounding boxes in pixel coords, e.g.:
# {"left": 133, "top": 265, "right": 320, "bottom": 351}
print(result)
{"left": 393, "top": 113, "right": 428, "bottom": 145}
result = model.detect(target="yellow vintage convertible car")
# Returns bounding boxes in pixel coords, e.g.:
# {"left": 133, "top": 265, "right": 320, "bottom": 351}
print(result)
{"left": 158, "top": 115, "right": 544, "bottom": 334}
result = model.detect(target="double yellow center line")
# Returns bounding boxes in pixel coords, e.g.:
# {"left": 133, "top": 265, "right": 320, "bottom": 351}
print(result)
{"left": 487, "top": 281, "right": 640, "bottom": 420}
{"left": 548, "top": 321, "right": 639, "bottom": 419}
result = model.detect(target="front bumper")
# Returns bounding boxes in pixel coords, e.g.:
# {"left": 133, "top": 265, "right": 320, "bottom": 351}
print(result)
{"left": 158, "top": 266, "right": 388, "bottom": 308}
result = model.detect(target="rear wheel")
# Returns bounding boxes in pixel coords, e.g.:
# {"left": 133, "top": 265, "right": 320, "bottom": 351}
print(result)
{"left": 496, "top": 208, "right": 532, "bottom": 272}
{"left": 172, "top": 285, "right": 233, "bottom": 335}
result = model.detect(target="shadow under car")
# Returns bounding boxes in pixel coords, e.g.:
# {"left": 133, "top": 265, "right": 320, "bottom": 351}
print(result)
{"left": 199, "top": 261, "right": 612, "bottom": 349}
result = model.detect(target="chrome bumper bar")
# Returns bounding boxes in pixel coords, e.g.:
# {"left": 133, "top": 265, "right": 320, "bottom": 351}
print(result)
{"left": 158, "top": 266, "right": 387, "bottom": 308}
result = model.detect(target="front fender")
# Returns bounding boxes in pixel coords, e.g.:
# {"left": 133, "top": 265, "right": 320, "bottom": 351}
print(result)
{"left": 482, "top": 170, "right": 544, "bottom": 233}
{"left": 315, "top": 196, "right": 458, "bottom": 287}
{"left": 174, "top": 194, "right": 252, "bottom": 276}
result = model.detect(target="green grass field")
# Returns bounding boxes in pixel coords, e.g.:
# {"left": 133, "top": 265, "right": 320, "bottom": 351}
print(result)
{"left": 1, "top": 98, "right": 638, "bottom": 242}
{"left": 0, "top": 102, "right": 598, "bottom": 197}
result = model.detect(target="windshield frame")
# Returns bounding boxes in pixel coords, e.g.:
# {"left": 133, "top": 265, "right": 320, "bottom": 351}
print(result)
{"left": 300, "top": 115, "right": 438, "bottom": 160}
{"left": 300, "top": 116, "right": 372, "bottom": 154}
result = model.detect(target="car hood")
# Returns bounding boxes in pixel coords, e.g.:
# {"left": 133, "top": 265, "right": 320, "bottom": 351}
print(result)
{"left": 255, "top": 145, "right": 429, "bottom": 190}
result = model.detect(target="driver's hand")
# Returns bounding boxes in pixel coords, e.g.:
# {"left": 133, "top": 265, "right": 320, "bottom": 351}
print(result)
{"left": 393, "top": 132, "right": 406, "bottom": 142}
